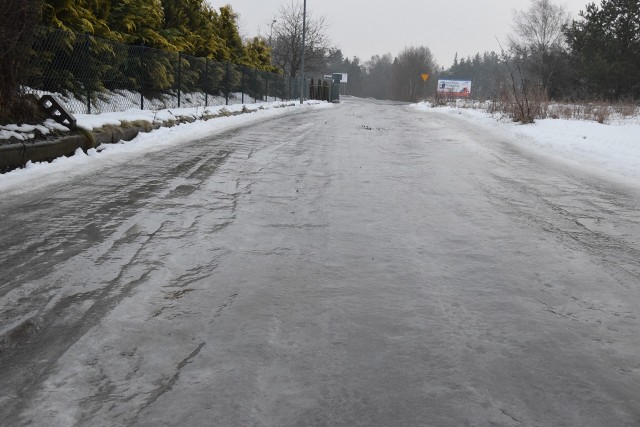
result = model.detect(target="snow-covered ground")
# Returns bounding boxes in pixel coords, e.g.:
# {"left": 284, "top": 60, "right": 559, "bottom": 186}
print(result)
{"left": 413, "top": 102, "right": 640, "bottom": 189}
{"left": 0, "top": 101, "right": 331, "bottom": 194}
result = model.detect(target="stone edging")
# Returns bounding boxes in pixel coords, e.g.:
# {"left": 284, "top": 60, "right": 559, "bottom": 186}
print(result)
{"left": 0, "top": 104, "right": 273, "bottom": 172}
{"left": 0, "top": 125, "right": 151, "bottom": 172}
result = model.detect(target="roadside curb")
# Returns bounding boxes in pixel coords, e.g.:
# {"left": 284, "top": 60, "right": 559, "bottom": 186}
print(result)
{"left": 0, "top": 124, "right": 153, "bottom": 172}
{"left": 0, "top": 101, "right": 305, "bottom": 173}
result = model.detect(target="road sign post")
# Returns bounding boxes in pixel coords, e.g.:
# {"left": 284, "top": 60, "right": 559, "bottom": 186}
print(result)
{"left": 421, "top": 73, "right": 429, "bottom": 100}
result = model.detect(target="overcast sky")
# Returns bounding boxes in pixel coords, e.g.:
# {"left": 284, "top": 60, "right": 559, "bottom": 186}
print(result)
{"left": 216, "top": 0, "right": 590, "bottom": 67}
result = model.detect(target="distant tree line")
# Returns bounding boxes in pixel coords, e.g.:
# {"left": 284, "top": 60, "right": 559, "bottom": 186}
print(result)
{"left": 325, "top": 0, "right": 639, "bottom": 103}
{"left": 265, "top": 1, "right": 438, "bottom": 102}
{"left": 3, "top": 0, "right": 637, "bottom": 124}
{"left": 322, "top": 48, "right": 438, "bottom": 103}
{"left": 500, "top": 0, "right": 640, "bottom": 102}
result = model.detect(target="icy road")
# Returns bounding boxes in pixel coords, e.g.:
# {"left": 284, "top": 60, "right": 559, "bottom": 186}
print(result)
{"left": 1, "top": 98, "right": 640, "bottom": 426}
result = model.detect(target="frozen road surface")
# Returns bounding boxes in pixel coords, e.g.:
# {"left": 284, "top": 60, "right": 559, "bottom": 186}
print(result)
{"left": 1, "top": 98, "right": 640, "bottom": 426}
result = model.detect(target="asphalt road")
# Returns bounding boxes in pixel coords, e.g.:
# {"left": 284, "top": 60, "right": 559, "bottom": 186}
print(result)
{"left": 1, "top": 98, "right": 639, "bottom": 426}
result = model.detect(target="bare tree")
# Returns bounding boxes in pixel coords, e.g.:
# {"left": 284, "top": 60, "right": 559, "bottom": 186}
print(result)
{"left": 270, "top": 0, "right": 332, "bottom": 78}
{"left": 392, "top": 46, "right": 437, "bottom": 102}
{"left": 508, "top": 0, "right": 570, "bottom": 95}
{"left": 362, "top": 54, "right": 394, "bottom": 100}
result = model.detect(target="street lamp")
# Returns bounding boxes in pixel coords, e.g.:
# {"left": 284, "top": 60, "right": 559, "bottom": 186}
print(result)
{"left": 299, "top": 0, "right": 306, "bottom": 104}
{"left": 269, "top": 19, "right": 276, "bottom": 46}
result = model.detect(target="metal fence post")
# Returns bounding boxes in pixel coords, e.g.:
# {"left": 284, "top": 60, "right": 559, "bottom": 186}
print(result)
{"left": 205, "top": 58, "right": 209, "bottom": 107}
{"left": 134, "top": 45, "right": 144, "bottom": 110}
{"left": 84, "top": 32, "right": 91, "bottom": 114}
{"left": 253, "top": 69, "right": 258, "bottom": 103}
{"left": 225, "top": 62, "right": 230, "bottom": 105}
{"left": 241, "top": 67, "right": 245, "bottom": 103}
{"left": 177, "top": 52, "right": 182, "bottom": 108}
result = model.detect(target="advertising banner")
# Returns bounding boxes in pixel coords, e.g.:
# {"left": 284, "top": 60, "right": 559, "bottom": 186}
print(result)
{"left": 437, "top": 80, "right": 472, "bottom": 97}
{"left": 325, "top": 74, "right": 348, "bottom": 83}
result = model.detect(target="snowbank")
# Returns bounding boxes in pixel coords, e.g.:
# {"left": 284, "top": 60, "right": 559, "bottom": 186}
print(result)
{"left": 413, "top": 102, "right": 640, "bottom": 188}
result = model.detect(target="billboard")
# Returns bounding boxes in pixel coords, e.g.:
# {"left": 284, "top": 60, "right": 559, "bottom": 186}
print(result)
{"left": 437, "top": 80, "right": 472, "bottom": 97}
{"left": 324, "top": 73, "right": 348, "bottom": 83}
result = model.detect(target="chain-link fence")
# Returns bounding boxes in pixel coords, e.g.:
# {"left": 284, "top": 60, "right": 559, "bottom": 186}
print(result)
{"left": 21, "top": 26, "right": 301, "bottom": 114}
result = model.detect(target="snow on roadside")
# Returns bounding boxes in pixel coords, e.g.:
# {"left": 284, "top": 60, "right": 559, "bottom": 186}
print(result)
{"left": 74, "top": 101, "right": 281, "bottom": 130}
{"left": 413, "top": 103, "right": 640, "bottom": 188}
{"left": 0, "top": 119, "right": 70, "bottom": 141}
{"left": 0, "top": 101, "right": 331, "bottom": 195}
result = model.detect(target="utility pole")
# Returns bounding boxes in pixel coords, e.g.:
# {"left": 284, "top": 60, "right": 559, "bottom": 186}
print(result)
{"left": 299, "top": 0, "right": 306, "bottom": 104}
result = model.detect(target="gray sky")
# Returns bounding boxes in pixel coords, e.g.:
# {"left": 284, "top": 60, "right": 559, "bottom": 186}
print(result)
{"left": 215, "top": 0, "right": 589, "bottom": 67}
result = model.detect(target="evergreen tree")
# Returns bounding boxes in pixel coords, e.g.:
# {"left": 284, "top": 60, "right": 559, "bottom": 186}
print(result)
{"left": 341, "top": 56, "right": 364, "bottom": 96}
{"left": 39, "top": 0, "right": 265, "bottom": 67}
{"left": 32, "top": 0, "right": 276, "bottom": 104}
{"left": 109, "top": 0, "right": 171, "bottom": 50}
{"left": 565, "top": 0, "right": 640, "bottom": 99}
{"left": 445, "top": 51, "right": 505, "bottom": 100}
{"left": 160, "top": 0, "right": 227, "bottom": 57}
{"left": 41, "top": 0, "right": 109, "bottom": 36}
{"left": 323, "top": 48, "right": 344, "bottom": 74}
{"left": 215, "top": 5, "right": 244, "bottom": 62}
{"left": 243, "top": 37, "right": 275, "bottom": 71}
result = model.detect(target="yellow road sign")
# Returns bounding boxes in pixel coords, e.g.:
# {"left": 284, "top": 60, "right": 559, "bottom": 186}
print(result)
{"left": 421, "top": 73, "right": 430, "bottom": 82}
